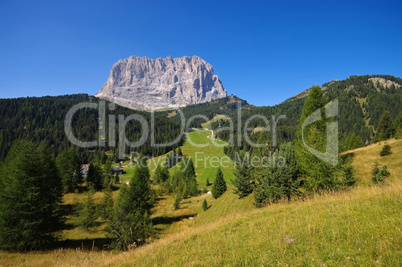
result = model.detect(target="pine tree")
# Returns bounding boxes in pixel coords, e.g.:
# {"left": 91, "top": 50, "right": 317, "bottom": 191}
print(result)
{"left": 174, "top": 192, "right": 182, "bottom": 210}
{"left": 77, "top": 187, "right": 97, "bottom": 231}
{"left": 103, "top": 158, "right": 113, "bottom": 187}
{"left": 202, "top": 199, "right": 208, "bottom": 211}
{"left": 181, "top": 157, "right": 198, "bottom": 196}
{"left": 86, "top": 163, "right": 103, "bottom": 191}
{"left": 0, "top": 140, "right": 63, "bottom": 250}
{"left": 394, "top": 111, "right": 402, "bottom": 139}
{"left": 232, "top": 154, "right": 253, "bottom": 198}
{"left": 254, "top": 142, "right": 300, "bottom": 206}
{"left": 375, "top": 110, "right": 395, "bottom": 142}
{"left": 342, "top": 166, "right": 356, "bottom": 187}
{"left": 294, "top": 85, "right": 336, "bottom": 192}
{"left": 56, "top": 148, "right": 83, "bottom": 193}
{"left": 154, "top": 164, "right": 170, "bottom": 184}
{"left": 380, "top": 144, "right": 392, "bottom": 156}
{"left": 100, "top": 185, "right": 114, "bottom": 220}
{"left": 372, "top": 163, "right": 390, "bottom": 184}
{"left": 212, "top": 168, "right": 226, "bottom": 199}
{"left": 344, "top": 133, "right": 364, "bottom": 150}
{"left": 253, "top": 131, "right": 266, "bottom": 157}
{"left": 107, "top": 155, "right": 153, "bottom": 250}
{"left": 182, "top": 157, "right": 196, "bottom": 178}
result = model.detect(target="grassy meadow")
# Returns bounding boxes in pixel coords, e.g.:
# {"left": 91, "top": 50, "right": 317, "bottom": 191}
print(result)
{"left": 0, "top": 135, "right": 401, "bottom": 266}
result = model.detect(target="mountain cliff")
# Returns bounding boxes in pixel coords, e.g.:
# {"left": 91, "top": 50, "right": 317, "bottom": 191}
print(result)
{"left": 95, "top": 55, "right": 227, "bottom": 110}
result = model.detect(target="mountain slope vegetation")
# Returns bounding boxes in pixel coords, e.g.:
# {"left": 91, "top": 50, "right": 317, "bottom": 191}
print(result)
{"left": 0, "top": 74, "right": 401, "bottom": 266}
{"left": 0, "top": 138, "right": 400, "bottom": 266}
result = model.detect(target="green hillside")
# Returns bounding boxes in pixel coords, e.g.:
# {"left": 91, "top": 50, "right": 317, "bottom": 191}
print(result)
{"left": 0, "top": 75, "right": 401, "bottom": 266}
{"left": 0, "top": 139, "right": 400, "bottom": 266}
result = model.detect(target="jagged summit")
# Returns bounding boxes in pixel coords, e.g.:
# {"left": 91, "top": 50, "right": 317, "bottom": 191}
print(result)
{"left": 95, "top": 55, "right": 227, "bottom": 110}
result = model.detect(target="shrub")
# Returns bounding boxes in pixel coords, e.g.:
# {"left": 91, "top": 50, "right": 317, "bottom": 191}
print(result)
{"left": 379, "top": 144, "right": 392, "bottom": 156}
{"left": 372, "top": 163, "right": 390, "bottom": 184}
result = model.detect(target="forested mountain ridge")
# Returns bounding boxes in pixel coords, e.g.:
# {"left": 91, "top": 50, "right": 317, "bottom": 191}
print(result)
{"left": 0, "top": 75, "right": 401, "bottom": 161}
{"left": 171, "top": 75, "right": 402, "bottom": 152}
{"left": 0, "top": 94, "right": 183, "bottom": 162}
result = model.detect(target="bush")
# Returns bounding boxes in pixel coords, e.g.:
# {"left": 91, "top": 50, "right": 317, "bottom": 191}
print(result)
{"left": 379, "top": 144, "right": 392, "bottom": 156}
{"left": 372, "top": 163, "right": 390, "bottom": 184}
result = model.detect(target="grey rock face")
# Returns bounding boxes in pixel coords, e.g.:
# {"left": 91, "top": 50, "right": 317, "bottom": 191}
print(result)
{"left": 95, "top": 55, "right": 227, "bottom": 110}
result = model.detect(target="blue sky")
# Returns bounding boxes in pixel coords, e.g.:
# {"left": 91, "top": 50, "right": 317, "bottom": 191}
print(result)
{"left": 0, "top": 0, "right": 401, "bottom": 106}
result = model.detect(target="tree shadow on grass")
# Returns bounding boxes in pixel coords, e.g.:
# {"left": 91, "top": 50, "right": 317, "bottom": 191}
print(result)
{"left": 56, "top": 237, "right": 113, "bottom": 250}
{"left": 152, "top": 214, "right": 197, "bottom": 225}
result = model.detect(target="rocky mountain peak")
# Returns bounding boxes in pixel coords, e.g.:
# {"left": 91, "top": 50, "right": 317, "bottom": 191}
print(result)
{"left": 95, "top": 55, "right": 227, "bottom": 110}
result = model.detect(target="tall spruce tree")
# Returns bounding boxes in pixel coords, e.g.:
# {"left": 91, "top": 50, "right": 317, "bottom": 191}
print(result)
{"left": 107, "top": 155, "right": 153, "bottom": 250}
{"left": 154, "top": 164, "right": 170, "bottom": 184}
{"left": 77, "top": 187, "right": 97, "bottom": 231}
{"left": 181, "top": 157, "right": 198, "bottom": 196}
{"left": 254, "top": 142, "right": 300, "bottom": 207}
{"left": 56, "top": 148, "right": 83, "bottom": 193}
{"left": 0, "top": 140, "right": 63, "bottom": 250}
{"left": 100, "top": 185, "right": 114, "bottom": 220}
{"left": 202, "top": 199, "right": 208, "bottom": 211}
{"left": 86, "top": 163, "right": 104, "bottom": 191}
{"left": 232, "top": 154, "right": 253, "bottom": 198}
{"left": 375, "top": 110, "right": 395, "bottom": 142}
{"left": 294, "top": 85, "right": 336, "bottom": 192}
{"left": 212, "top": 168, "right": 227, "bottom": 199}
{"left": 394, "top": 111, "right": 402, "bottom": 138}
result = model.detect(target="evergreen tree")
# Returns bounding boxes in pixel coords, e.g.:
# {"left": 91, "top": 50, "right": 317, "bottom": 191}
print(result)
{"left": 86, "top": 163, "right": 104, "bottom": 191}
{"left": 375, "top": 110, "right": 395, "bottom": 142}
{"left": 202, "top": 199, "right": 208, "bottom": 211}
{"left": 380, "top": 144, "right": 392, "bottom": 156}
{"left": 180, "top": 157, "right": 198, "bottom": 196}
{"left": 103, "top": 159, "right": 113, "bottom": 185}
{"left": 100, "top": 184, "right": 114, "bottom": 220}
{"left": 294, "top": 85, "right": 336, "bottom": 192}
{"left": 56, "top": 148, "right": 83, "bottom": 193}
{"left": 344, "top": 133, "right": 365, "bottom": 151}
{"left": 253, "top": 131, "right": 266, "bottom": 157}
{"left": 212, "top": 168, "right": 226, "bottom": 199}
{"left": 173, "top": 192, "right": 182, "bottom": 210}
{"left": 342, "top": 166, "right": 356, "bottom": 187}
{"left": 0, "top": 140, "right": 63, "bottom": 250}
{"left": 372, "top": 163, "right": 390, "bottom": 184}
{"left": 254, "top": 142, "right": 300, "bottom": 206}
{"left": 154, "top": 164, "right": 170, "bottom": 184}
{"left": 182, "top": 157, "right": 196, "bottom": 178}
{"left": 77, "top": 187, "right": 97, "bottom": 231}
{"left": 232, "top": 154, "right": 253, "bottom": 198}
{"left": 107, "top": 155, "right": 153, "bottom": 250}
{"left": 394, "top": 111, "right": 402, "bottom": 138}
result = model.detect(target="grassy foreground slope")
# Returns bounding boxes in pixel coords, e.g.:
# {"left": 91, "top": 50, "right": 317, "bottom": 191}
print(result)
{"left": 124, "top": 182, "right": 401, "bottom": 266}
{"left": 119, "top": 139, "right": 402, "bottom": 266}
{"left": 0, "top": 140, "right": 401, "bottom": 266}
